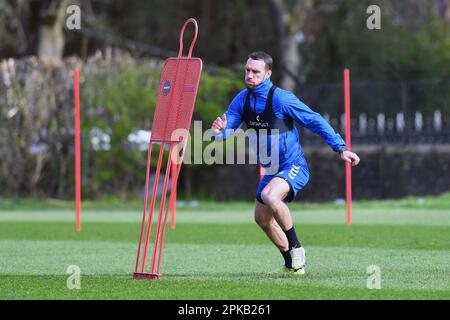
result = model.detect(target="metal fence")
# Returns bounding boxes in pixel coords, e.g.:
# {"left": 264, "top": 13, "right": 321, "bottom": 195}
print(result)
{"left": 298, "top": 79, "right": 450, "bottom": 144}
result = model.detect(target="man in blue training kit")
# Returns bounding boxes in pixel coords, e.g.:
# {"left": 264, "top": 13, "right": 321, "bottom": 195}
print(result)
{"left": 211, "top": 51, "right": 360, "bottom": 274}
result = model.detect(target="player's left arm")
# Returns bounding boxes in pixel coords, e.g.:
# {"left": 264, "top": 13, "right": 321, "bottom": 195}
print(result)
{"left": 280, "top": 91, "right": 360, "bottom": 166}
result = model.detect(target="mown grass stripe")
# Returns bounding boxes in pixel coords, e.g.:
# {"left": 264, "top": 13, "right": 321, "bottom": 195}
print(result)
{"left": 1, "top": 208, "right": 449, "bottom": 226}
{"left": 1, "top": 240, "right": 449, "bottom": 300}
{"left": 0, "top": 222, "right": 448, "bottom": 250}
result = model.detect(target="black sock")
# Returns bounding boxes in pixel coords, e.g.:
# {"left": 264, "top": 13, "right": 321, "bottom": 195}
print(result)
{"left": 280, "top": 250, "right": 292, "bottom": 268}
{"left": 284, "top": 226, "right": 301, "bottom": 250}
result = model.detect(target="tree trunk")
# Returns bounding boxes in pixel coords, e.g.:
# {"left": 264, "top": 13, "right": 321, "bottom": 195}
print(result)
{"left": 441, "top": 0, "right": 450, "bottom": 23}
{"left": 269, "top": 0, "right": 313, "bottom": 92}
{"left": 38, "top": 0, "right": 69, "bottom": 59}
{"left": 281, "top": 33, "right": 301, "bottom": 91}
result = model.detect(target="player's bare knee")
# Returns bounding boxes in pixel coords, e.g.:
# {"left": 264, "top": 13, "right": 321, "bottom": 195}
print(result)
{"left": 260, "top": 190, "right": 278, "bottom": 210}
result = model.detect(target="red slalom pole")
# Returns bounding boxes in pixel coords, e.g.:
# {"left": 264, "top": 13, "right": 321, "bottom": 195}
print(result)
{"left": 259, "top": 165, "right": 265, "bottom": 181}
{"left": 344, "top": 68, "right": 352, "bottom": 225}
{"left": 74, "top": 68, "right": 81, "bottom": 232}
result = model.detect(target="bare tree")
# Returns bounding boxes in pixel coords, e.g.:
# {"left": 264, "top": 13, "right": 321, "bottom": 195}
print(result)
{"left": 437, "top": 0, "right": 450, "bottom": 23}
{"left": 37, "top": 0, "right": 70, "bottom": 59}
{"left": 0, "top": 0, "right": 30, "bottom": 55}
{"left": 269, "top": 0, "right": 313, "bottom": 91}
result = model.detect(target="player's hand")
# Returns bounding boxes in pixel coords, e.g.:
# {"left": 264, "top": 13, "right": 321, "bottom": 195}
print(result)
{"left": 340, "top": 150, "right": 360, "bottom": 166}
{"left": 211, "top": 114, "right": 227, "bottom": 134}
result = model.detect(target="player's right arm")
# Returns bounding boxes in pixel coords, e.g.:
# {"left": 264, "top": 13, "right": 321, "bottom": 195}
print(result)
{"left": 212, "top": 114, "right": 227, "bottom": 134}
{"left": 210, "top": 90, "right": 245, "bottom": 141}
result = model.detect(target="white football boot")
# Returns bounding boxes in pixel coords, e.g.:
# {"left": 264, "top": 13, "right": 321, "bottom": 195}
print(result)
{"left": 289, "top": 247, "right": 306, "bottom": 274}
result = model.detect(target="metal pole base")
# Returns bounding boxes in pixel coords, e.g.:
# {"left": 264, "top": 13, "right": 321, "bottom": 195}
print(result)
{"left": 133, "top": 272, "right": 160, "bottom": 280}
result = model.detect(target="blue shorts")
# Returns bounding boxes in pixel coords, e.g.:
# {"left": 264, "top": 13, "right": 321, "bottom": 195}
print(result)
{"left": 256, "top": 159, "right": 310, "bottom": 204}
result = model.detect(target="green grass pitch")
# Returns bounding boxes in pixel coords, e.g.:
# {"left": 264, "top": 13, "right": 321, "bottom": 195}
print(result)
{"left": 0, "top": 195, "right": 449, "bottom": 300}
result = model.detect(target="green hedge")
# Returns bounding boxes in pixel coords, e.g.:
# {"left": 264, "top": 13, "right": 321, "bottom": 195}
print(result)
{"left": 0, "top": 50, "right": 242, "bottom": 199}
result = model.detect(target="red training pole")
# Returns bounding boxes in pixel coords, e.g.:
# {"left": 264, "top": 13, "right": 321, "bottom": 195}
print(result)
{"left": 152, "top": 143, "right": 174, "bottom": 274}
{"left": 344, "top": 68, "right": 352, "bottom": 225}
{"left": 140, "top": 143, "right": 165, "bottom": 273}
{"left": 134, "top": 142, "right": 153, "bottom": 272}
{"left": 259, "top": 165, "right": 265, "bottom": 181}
{"left": 74, "top": 68, "right": 81, "bottom": 232}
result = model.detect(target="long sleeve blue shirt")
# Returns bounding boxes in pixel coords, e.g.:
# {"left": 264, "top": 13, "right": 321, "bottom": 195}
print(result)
{"left": 214, "top": 79, "right": 346, "bottom": 172}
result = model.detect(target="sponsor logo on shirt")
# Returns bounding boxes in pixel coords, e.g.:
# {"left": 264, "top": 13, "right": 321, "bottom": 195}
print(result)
{"left": 249, "top": 121, "right": 269, "bottom": 128}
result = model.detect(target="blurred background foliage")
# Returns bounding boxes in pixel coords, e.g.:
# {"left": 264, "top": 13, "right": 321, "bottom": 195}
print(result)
{"left": 0, "top": 50, "right": 242, "bottom": 198}
{"left": 0, "top": 0, "right": 449, "bottom": 199}
{"left": 1, "top": 0, "right": 449, "bottom": 82}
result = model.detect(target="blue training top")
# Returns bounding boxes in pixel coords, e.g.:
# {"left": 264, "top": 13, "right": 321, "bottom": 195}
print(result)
{"left": 213, "top": 78, "right": 346, "bottom": 173}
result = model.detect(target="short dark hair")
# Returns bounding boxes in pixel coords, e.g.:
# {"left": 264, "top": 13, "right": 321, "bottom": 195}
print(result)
{"left": 247, "top": 51, "right": 273, "bottom": 71}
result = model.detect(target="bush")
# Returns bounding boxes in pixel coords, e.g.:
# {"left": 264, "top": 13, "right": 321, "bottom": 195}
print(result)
{"left": 0, "top": 49, "right": 242, "bottom": 199}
